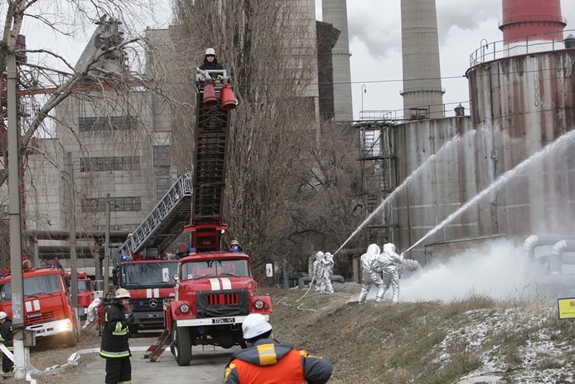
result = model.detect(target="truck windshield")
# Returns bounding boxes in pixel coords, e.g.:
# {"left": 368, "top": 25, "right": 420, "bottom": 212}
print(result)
{"left": 78, "top": 280, "right": 92, "bottom": 292}
{"left": 0, "top": 274, "right": 61, "bottom": 301}
{"left": 120, "top": 261, "right": 179, "bottom": 288}
{"left": 181, "top": 259, "right": 251, "bottom": 280}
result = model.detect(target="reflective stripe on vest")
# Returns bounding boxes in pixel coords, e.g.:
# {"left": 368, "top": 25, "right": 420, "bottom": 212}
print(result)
{"left": 234, "top": 348, "right": 305, "bottom": 384}
{"left": 100, "top": 349, "right": 130, "bottom": 359}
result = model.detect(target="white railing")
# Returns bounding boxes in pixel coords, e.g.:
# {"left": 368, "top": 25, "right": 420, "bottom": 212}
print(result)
{"left": 470, "top": 28, "right": 575, "bottom": 67}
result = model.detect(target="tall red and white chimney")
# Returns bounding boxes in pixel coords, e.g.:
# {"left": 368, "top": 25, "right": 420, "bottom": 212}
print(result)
{"left": 499, "top": 0, "right": 566, "bottom": 45}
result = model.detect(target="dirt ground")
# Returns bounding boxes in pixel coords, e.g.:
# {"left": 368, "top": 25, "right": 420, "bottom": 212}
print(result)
{"left": 4, "top": 325, "right": 101, "bottom": 384}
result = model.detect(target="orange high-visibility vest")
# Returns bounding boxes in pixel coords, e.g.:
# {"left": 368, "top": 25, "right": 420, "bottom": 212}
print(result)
{"left": 233, "top": 348, "right": 306, "bottom": 384}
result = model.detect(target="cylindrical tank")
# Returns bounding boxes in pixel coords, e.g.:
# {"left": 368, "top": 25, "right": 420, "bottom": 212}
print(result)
{"left": 499, "top": 0, "right": 565, "bottom": 45}
{"left": 203, "top": 81, "right": 217, "bottom": 107}
{"left": 221, "top": 82, "right": 237, "bottom": 111}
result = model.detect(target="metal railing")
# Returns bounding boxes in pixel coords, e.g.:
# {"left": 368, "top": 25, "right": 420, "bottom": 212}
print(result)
{"left": 470, "top": 28, "right": 575, "bottom": 67}
{"left": 357, "top": 101, "right": 471, "bottom": 122}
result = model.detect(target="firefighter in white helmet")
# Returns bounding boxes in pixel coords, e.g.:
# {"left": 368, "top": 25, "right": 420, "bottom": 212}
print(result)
{"left": 100, "top": 288, "right": 134, "bottom": 384}
{"left": 0, "top": 311, "right": 13, "bottom": 378}
{"left": 224, "top": 314, "right": 332, "bottom": 383}
{"left": 199, "top": 47, "right": 224, "bottom": 70}
{"left": 358, "top": 244, "right": 384, "bottom": 304}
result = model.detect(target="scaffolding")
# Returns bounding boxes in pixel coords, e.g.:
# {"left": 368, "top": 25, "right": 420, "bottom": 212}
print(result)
{"left": 356, "top": 118, "right": 398, "bottom": 247}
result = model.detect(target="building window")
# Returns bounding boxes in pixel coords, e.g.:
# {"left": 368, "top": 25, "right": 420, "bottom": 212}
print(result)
{"left": 80, "top": 156, "right": 140, "bottom": 172}
{"left": 81, "top": 197, "right": 141, "bottom": 212}
{"left": 153, "top": 146, "right": 171, "bottom": 167}
{"left": 78, "top": 116, "right": 138, "bottom": 131}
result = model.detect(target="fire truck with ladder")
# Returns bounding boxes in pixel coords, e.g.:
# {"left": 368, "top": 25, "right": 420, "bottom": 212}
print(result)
{"left": 121, "top": 68, "right": 272, "bottom": 365}
{"left": 0, "top": 258, "right": 79, "bottom": 347}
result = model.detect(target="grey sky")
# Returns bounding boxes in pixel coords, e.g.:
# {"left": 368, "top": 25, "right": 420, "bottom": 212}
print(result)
{"left": 337, "top": 0, "right": 575, "bottom": 119}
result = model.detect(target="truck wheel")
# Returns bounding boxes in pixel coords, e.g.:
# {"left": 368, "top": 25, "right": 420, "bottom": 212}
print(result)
{"left": 170, "top": 330, "right": 175, "bottom": 355}
{"left": 173, "top": 324, "right": 192, "bottom": 366}
{"left": 65, "top": 328, "right": 78, "bottom": 347}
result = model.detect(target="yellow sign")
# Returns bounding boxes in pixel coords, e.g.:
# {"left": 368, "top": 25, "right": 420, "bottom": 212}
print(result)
{"left": 557, "top": 298, "right": 575, "bottom": 320}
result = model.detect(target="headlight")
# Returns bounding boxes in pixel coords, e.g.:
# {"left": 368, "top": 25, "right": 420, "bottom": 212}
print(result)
{"left": 180, "top": 304, "right": 190, "bottom": 313}
{"left": 254, "top": 300, "right": 264, "bottom": 309}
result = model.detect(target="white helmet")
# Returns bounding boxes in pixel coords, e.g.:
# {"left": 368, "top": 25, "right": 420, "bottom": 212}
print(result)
{"left": 242, "top": 314, "right": 272, "bottom": 340}
{"left": 0, "top": 311, "right": 7, "bottom": 320}
{"left": 114, "top": 288, "right": 131, "bottom": 300}
{"left": 205, "top": 47, "right": 216, "bottom": 56}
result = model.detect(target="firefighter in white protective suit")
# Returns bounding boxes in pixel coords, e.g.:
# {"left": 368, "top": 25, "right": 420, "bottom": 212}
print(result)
{"left": 312, "top": 251, "right": 324, "bottom": 292}
{"left": 378, "top": 243, "right": 403, "bottom": 304}
{"left": 358, "top": 244, "right": 384, "bottom": 303}
{"left": 317, "top": 252, "right": 334, "bottom": 294}
{"left": 83, "top": 297, "right": 101, "bottom": 330}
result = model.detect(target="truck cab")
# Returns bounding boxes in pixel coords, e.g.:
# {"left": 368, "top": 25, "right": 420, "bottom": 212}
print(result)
{"left": 114, "top": 255, "right": 179, "bottom": 333}
{"left": 0, "top": 264, "right": 79, "bottom": 347}
{"left": 165, "top": 251, "right": 272, "bottom": 366}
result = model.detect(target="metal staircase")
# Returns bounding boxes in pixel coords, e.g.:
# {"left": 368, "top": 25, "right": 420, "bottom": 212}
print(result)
{"left": 356, "top": 119, "right": 397, "bottom": 245}
{"left": 118, "top": 173, "right": 192, "bottom": 257}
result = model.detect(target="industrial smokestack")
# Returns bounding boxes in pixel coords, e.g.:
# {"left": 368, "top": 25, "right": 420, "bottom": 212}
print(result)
{"left": 322, "top": 0, "right": 353, "bottom": 122}
{"left": 400, "top": 0, "right": 444, "bottom": 120}
{"left": 499, "top": 0, "right": 566, "bottom": 49}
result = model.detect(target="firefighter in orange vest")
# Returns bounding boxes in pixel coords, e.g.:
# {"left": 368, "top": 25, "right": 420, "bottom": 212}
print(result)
{"left": 223, "top": 314, "right": 332, "bottom": 384}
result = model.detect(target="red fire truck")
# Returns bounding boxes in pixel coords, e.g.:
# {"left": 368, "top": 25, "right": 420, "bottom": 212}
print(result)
{"left": 113, "top": 254, "right": 179, "bottom": 333}
{"left": 0, "top": 259, "right": 79, "bottom": 347}
{"left": 131, "top": 70, "right": 272, "bottom": 365}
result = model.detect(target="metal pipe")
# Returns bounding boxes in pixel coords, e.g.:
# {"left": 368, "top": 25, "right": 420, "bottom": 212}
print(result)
{"left": 550, "top": 240, "right": 575, "bottom": 274}
{"left": 523, "top": 235, "right": 575, "bottom": 260}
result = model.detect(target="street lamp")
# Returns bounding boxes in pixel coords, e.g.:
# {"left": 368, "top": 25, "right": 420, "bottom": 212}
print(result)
{"left": 361, "top": 84, "right": 367, "bottom": 119}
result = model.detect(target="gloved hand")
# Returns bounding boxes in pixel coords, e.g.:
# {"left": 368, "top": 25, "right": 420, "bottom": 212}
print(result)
{"left": 126, "top": 313, "right": 135, "bottom": 325}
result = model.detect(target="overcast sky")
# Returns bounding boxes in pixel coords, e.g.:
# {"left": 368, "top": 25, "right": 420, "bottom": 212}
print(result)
{"left": 318, "top": 0, "right": 575, "bottom": 120}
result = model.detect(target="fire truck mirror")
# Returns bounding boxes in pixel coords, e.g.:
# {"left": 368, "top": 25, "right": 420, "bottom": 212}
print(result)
{"left": 173, "top": 273, "right": 180, "bottom": 282}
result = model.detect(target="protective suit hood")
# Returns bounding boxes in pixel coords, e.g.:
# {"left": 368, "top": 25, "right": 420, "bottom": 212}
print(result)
{"left": 383, "top": 243, "right": 396, "bottom": 254}
{"left": 367, "top": 244, "right": 381, "bottom": 255}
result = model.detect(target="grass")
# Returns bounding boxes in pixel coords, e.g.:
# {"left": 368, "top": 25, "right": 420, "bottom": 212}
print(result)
{"left": 265, "top": 287, "right": 570, "bottom": 384}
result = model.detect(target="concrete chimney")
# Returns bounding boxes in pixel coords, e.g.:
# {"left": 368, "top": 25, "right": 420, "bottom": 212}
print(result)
{"left": 499, "top": 0, "right": 566, "bottom": 46}
{"left": 400, "top": 0, "right": 444, "bottom": 120}
{"left": 322, "top": 0, "right": 353, "bottom": 122}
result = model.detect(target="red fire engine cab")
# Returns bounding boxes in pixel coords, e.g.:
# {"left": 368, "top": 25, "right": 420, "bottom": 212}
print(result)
{"left": 0, "top": 258, "right": 79, "bottom": 347}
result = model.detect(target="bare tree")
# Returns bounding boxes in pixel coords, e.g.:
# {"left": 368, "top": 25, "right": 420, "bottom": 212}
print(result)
{"left": 0, "top": 0, "right": 169, "bottom": 187}
{"left": 172, "top": 0, "right": 319, "bottom": 271}
{"left": 285, "top": 121, "right": 365, "bottom": 279}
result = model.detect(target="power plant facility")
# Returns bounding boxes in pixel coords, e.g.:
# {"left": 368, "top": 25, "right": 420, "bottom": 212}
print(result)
{"left": 356, "top": 0, "right": 575, "bottom": 295}
{"left": 2, "top": 0, "right": 575, "bottom": 296}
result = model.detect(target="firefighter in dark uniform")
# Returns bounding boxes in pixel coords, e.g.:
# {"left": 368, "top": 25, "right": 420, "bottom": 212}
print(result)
{"left": 100, "top": 288, "right": 134, "bottom": 384}
{"left": 0, "top": 311, "right": 13, "bottom": 379}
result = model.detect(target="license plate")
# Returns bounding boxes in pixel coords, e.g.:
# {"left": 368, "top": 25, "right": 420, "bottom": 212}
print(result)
{"left": 212, "top": 317, "right": 235, "bottom": 324}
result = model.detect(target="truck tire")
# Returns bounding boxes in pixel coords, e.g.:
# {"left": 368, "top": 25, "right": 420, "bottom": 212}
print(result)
{"left": 65, "top": 327, "right": 78, "bottom": 347}
{"left": 173, "top": 323, "right": 192, "bottom": 366}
